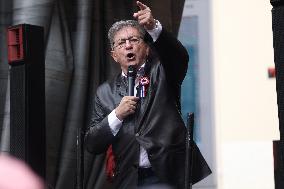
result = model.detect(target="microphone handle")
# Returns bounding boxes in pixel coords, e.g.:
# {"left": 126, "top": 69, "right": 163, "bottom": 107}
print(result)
{"left": 128, "top": 77, "right": 135, "bottom": 96}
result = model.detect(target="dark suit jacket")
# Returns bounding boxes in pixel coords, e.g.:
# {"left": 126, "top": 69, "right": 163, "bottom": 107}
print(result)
{"left": 85, "top": 29, "right": 211, "bottom": 189}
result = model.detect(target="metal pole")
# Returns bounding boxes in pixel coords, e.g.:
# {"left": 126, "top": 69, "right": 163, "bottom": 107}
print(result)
{"left": 185, "top": 113, "right": 194, "bottom": 189}
{"left": 76, "top": 127, "right": 84, "bottom": 189}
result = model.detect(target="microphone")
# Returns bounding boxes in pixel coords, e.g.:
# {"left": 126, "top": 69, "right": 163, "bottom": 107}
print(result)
{"left": 127, "top": 65, "right": 136, "bottom": 96}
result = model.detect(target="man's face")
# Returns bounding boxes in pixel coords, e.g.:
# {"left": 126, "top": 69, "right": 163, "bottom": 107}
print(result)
{"left": 111, "top": 27, "right": 149, "bottom": 74}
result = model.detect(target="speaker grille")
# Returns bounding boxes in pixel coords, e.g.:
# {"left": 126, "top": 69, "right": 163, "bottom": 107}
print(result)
{"left": 10, "top": 65, "right": 26, "bottom": 160}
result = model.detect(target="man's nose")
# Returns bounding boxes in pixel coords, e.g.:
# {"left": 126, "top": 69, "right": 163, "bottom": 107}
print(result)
{"left": 125, "top": 40, "right": 133, "bottom": 49}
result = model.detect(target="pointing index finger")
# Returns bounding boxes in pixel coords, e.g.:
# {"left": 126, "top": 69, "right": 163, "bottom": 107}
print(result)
{"left": 137, "top": 1, "right": 148, "bottom": 10}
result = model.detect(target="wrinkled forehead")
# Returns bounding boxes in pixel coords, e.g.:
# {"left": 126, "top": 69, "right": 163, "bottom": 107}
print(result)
{"left": 113, "top": 26, "right": 141, "bottom": 41}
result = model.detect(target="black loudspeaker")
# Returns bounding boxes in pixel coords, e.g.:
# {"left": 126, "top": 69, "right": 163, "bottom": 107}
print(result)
{"left": 271, "top": 0, "right": 284, "bottom": 188}
{"left": 273, "top": 141, "right": 284, "bottom": 189}
{"left": 7, "top": 24, "right": 45, "bottom": 178}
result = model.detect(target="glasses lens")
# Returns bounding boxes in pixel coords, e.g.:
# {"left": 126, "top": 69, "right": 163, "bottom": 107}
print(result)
{"left": 129, "top": 37, "right": 140, "bottom": 45}
{"left": 114, "top": 36, "right": 142, "bottom": 49}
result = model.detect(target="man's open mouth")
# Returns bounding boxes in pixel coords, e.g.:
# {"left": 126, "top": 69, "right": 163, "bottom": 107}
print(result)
{"left": 126, "top": 53, "right": 135, "bottom": 61}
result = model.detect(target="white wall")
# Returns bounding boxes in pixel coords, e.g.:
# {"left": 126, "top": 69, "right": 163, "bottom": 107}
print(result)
{"left": 182, "top": 0, "right": 279, "bottom": 188}
{"left": 212, "top": 0, "right": 278, "bottom": 189}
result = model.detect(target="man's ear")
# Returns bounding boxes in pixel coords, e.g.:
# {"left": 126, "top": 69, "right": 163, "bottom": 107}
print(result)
{"left": 111, "top": 50, "right": 118, "bottom": 62}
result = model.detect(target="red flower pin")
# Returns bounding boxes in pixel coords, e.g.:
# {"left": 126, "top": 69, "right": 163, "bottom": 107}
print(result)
{"left": 139, "top": 77, "right": 150, "bottom": 98}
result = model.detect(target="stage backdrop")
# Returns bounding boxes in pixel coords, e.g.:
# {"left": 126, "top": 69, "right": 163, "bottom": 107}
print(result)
{"left": 0, "top": 0, "right": 185, "bottom": 189}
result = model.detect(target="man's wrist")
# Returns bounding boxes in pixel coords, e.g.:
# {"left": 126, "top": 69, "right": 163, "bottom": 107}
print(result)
{"left": 108, "top": 110, "right": 123, "bottom": 136}
{"left": 146, "top": 19, "right": 162, "bottom": 42}
{"left": 114, "top": 109, "right": 123, "bottom": 121}
{"left": 152, "top": 19, "right": 159, "bottom": 30}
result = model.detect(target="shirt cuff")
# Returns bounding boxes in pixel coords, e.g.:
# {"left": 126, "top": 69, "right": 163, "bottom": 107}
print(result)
{"left": 147, "top": 19, "right": 162, "bottom": 42}
{"left": 108, "top": 109, "right": 123, "bottom": 136}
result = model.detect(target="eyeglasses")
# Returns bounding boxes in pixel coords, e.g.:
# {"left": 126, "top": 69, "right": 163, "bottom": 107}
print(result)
{"left": 113, "top": 36, "right": 143, "bottom": 49}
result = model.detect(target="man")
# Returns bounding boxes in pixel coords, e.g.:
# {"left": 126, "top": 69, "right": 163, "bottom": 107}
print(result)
{"left": 85, "top": 1, "right": 211, "bottom": 188}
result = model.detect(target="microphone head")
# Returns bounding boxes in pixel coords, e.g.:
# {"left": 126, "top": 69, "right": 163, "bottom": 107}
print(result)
{"left": 127, "top": 65, "right": 136, "bottom": 77}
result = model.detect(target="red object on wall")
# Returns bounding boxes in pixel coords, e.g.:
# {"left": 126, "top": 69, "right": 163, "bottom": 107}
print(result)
{"left": 268, "top": 67, "right": 276, "bottom": 78}
{"left": 7, "top": 26, "right": 24, "bottom": 63}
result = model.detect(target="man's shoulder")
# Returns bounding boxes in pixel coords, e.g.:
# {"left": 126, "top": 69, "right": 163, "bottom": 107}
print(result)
{"left": 96, "top": 74, "right": 120, "bottom": 95}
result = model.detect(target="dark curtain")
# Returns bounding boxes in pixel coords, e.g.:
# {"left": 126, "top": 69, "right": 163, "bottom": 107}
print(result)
{"left": 0, "top": 0, "right": 12, "bottom": 150}
{"left": 0, "top": 0, "right": 185, "bottom": 188}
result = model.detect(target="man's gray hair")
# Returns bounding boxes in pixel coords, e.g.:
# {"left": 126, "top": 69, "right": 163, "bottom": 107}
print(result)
{"left": 108, "top": 20, "right": 146, "bottom": 49}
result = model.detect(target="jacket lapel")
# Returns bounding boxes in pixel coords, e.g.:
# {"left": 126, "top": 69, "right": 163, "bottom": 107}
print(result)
{"left": 135, "top": 62, "right": 155, "bottom": 132}
{"left": 115, "top": 75, "right": 127, "bottom": 106}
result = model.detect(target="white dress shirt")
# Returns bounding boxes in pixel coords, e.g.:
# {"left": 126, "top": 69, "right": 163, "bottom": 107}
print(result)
{"left": 108, "top": 20, "right": 162, "bottom": 168}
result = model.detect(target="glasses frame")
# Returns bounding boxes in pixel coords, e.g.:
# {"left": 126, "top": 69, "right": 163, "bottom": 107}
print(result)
{"left": 112, "top": 35, "right": 143, "bottom": 50}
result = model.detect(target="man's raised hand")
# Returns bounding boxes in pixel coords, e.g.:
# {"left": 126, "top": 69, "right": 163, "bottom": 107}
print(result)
{"left": 133, "top": 1, "right": 155, "bottom": 30}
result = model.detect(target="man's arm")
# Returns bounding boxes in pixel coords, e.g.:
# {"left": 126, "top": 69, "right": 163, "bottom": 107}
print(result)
{"left": 85, "top": 84, "right": 139, "bottom": 154}
{"left": 153, "top": 29, "right": 189, "bottom": 85}
{"left": 85, "top": 94, "right": 115, "bottom": 154}
{"left": 134, "top": 1, "right": 189, "bottom": 85}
